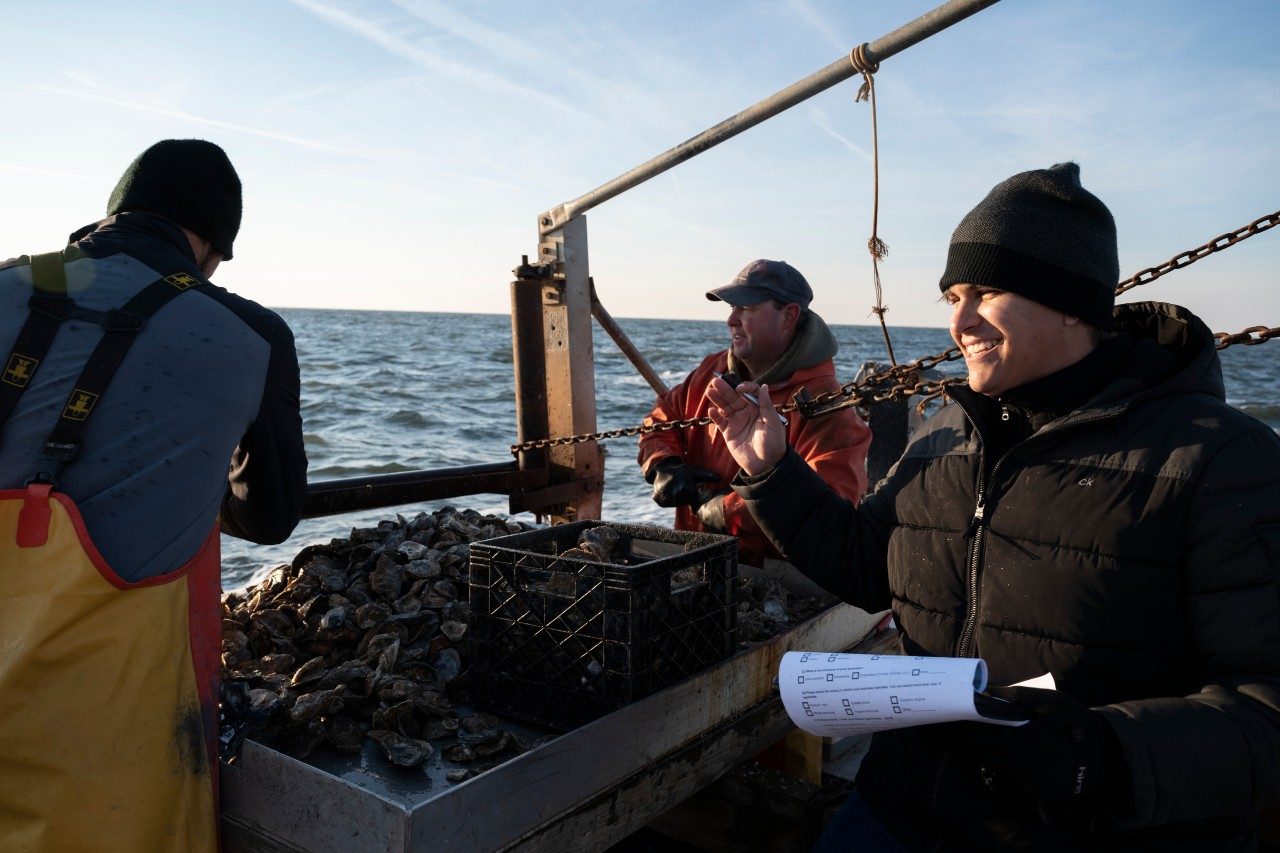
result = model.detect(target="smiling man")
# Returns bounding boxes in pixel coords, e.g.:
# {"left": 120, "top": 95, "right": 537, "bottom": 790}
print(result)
{"left": 705, "top": 164, "right": 1280, "bottom": 850}
{"left": 636, "top": 259, "right": 870, "bottom": 565}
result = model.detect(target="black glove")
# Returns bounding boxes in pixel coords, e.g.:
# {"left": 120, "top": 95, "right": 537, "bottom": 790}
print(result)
{"left": 958, "top": 687, "right": 1125, "bottom": 810}
{"left": 648, "top": 458, "right": 721, "bottom": 508}
{"left": 695, "top": 488, "right": 730, "bottom": 532}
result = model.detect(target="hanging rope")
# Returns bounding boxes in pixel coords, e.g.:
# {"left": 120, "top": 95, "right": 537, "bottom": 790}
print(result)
{"left": 849, "top": 43, "right": 896, "bottom": 365}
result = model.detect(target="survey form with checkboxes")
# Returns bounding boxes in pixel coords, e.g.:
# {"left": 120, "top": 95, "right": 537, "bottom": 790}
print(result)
{"left": 778, "top": 651, "right": 1037, "bottom": 737}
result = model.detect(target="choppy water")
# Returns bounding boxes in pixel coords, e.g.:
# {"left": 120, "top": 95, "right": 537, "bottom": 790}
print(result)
{"left": 220, "top": 309, "right": 1280, "bottom": 589}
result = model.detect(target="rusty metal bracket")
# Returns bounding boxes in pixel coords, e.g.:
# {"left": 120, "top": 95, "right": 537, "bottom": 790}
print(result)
{"left": 513, "top": 255, "right": 556, "bottom": 281}
{"left": 512, "top": 255, "right": 565, "bottom": 306}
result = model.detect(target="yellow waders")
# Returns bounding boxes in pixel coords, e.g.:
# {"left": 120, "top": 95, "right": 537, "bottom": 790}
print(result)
{"left": 0, "top": 251, "right": 221, "bottom": 851}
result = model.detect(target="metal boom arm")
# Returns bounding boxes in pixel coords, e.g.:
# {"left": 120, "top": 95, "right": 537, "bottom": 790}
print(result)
{"left": 538, "top": 0, "right": 1001, "bottom": 234}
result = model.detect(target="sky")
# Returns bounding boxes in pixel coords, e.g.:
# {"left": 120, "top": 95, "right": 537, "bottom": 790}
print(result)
{"left": 1, "top": 0, "right": 1277, "bottom": 332}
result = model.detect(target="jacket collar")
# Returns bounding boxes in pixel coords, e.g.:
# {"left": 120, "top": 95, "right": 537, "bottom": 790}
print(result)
{"left": 68, "top": 211, "right": 198, "bottom": 266}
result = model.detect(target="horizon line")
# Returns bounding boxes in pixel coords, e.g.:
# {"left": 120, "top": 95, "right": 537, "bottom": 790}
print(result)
{"left": 265, "top": 303, "right": 954, "bottom": 331}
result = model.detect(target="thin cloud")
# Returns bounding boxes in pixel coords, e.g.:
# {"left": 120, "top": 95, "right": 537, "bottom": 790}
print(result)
{"left": 41, "top": 84, "right": 521, "bottom": 191}
{"left": 387, "top": 0, "right": 549, "bottom": 71}
{"left": 0, "top": 163, "right": 95, "bottom": 182}
{"left": 285, "top": 0, "right": 595, "bottom": 125}
{"left": 351, "top": 0, "right": 693, "bottom": 139}
{"left": 783, "top": 0, "right": 850, "bottom": 53}
{"left": 43, "top": 84, "right": 377, "bottom": 156}
{"left": 808, "top": 107, "right": 872, "bottom": 163}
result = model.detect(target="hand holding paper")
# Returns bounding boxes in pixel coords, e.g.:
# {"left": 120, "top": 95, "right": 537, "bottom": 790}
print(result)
{"left": 778, "top": 651, "right": 1036, "bottom": 737}
{"left": 949, "top": 685, "right": 1125, "bottom": 809}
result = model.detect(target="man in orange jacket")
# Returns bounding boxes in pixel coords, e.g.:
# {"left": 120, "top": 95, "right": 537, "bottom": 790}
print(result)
{"left": 637, "top": 259, "right": 871, "bottom": 565}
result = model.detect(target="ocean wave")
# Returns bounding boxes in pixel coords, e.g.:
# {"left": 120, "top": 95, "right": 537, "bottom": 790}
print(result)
{"left": 1237, "top": 403, "right": 1280, "bottom": 428}
{"left": 308, "top": 461, "right": 418, "bottom": 478}
{"left": 386, "top": 409, "right": 433, "bottom": 428}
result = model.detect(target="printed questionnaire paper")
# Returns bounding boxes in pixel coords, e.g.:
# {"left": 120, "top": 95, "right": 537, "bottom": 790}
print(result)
{"left": 779, "top": 651, "right": 1029, "bottom": 737}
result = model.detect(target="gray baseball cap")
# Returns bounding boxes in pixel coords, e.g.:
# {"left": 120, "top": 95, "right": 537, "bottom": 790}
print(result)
{"left": 706, "top": 259, "right": 813, "bottom": 309}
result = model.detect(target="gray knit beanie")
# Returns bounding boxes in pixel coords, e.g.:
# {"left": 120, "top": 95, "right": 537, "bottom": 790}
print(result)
{"left": 107, "top": 139, "right": 242, "bottom": 260}
{"left": 938, "top": 162, "right": 1117, "bottom": 329}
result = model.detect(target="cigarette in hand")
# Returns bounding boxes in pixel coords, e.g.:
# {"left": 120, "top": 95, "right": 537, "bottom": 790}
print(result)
{"left": 714, "top": 372, "right": 788, "bottom": 426}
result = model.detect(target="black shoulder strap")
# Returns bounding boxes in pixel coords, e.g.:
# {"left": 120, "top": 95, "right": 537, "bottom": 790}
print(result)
{"left": 30, "top": 270, "right": 207, "bottom": 485}
{"left": 0, "top": 252, "right": 71, "bottom": 427}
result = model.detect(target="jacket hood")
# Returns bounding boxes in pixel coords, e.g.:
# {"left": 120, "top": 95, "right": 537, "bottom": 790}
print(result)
{"left": 1092, "top": 300, "right": 1224, "bottom": 407}
{"left": 728, "top": 310, "right": 838, "bottom": 386}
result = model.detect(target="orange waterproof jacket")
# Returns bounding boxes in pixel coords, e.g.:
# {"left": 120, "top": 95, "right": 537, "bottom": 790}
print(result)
{"left": 637, "top": 350, "right": 870, "bottom": 565}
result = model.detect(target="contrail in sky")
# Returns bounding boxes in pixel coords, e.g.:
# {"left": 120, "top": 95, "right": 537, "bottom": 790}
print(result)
{"left": 285, "top": 0, "right": 596, "bottom": 126}
{"left": 808, "top": 108, "right": 873, "bottom": 163}
{"left": 41, "top": 84, "right": 522, "bottom": 191}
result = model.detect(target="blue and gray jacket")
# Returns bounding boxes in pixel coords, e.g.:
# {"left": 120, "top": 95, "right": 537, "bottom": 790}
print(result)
{"left": 0, "top": 212, "right": 307, "bottom": 581}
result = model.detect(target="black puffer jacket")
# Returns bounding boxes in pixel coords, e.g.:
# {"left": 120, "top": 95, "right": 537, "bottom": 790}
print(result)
{"left": 736, "top": 302, "right": 1280, "bottom": 850}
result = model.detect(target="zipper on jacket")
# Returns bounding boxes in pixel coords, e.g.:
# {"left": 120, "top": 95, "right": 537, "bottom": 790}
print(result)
{"left": 957, "top": 497, "right": 985, "bottom": 658}
{"left": 950, "top": 397, "right": 1118, "bottom": 659}
{"left": 964, "top": 499, "right": 985, "bottom": 540}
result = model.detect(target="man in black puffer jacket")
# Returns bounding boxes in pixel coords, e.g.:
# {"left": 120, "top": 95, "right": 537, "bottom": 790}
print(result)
{"left": 705, "top": 163, "right": 1280, "bottom": 851}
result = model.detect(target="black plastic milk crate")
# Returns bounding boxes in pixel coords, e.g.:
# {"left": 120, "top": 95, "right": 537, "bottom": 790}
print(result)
{"left": 468, "top": 520, "right": 737, "bottom": 730}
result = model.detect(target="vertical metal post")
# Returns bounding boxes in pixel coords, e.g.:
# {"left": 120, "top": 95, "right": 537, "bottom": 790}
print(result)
{"left": 537, "top": 215, "right": 604, "bottom": 522}
{"left": 510, "top": 269, "right": 550, "bottom": 476}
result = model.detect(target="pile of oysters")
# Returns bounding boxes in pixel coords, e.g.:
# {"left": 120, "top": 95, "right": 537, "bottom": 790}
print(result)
{"left": 220, "top": 509, "right": 833, "bottom": 781}
{"left": 219, "top": 507, "right": 533, "bottom": 783}
{"left": 733, "top": 577, "right": 829, "bottom": 647}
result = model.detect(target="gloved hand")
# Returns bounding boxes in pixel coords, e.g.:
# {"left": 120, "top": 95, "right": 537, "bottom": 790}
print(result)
{"left": 647, "top": 458, "right": 721, "bottom": 508}
{"left": 958, "top": 687, "right": 1126, "bottom": 809}
{"left": 694, "top": 488, "right": 730, "bottom": 532}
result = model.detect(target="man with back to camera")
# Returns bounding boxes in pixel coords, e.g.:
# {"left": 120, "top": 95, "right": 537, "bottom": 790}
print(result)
{"left": 705, "top": 163, "right": 1280, "bottom": 850}
{"left": 0, "top": 139, "right": 307, "bottom": 851}
{"left": 637, "top": 259, "right": 871, "bottom": 566}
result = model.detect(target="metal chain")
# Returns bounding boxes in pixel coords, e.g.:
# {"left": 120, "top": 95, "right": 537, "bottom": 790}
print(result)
{"left": 1215, "top": 325, "right": 1280, "bottom": 349}
{"left": 1114, "top": 211, "right": 1278, "bottom": 295}
{"left": 510, "top": 322, "right": 1276, "bottom": 454}
{"left": 511, "top": 211, "right": 1280, "bottom": 455}
{"left": 512, "top": 416, "right": 714, "bottom": 453}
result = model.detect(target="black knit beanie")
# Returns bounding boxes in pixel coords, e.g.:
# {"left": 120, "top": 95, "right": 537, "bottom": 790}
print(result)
{"left": 939, "top": 162, "right": 1117, "bottom": 329}
{"left": 107, "top": 139, "right": 242, "bottom": 260}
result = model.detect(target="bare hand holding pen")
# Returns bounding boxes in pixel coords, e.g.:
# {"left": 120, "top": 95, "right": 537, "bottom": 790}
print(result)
{"left": 705, "top": 376, "right": 787, "bottom": 477}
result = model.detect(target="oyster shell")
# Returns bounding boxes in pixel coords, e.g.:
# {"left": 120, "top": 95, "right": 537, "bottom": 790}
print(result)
{"left": 369, "top": 730, "right": 433, "bottom": 767}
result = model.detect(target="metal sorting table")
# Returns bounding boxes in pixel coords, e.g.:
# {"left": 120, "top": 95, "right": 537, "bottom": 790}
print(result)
{"left": 221, "top": 593, "right": 884, "bottom": 852}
